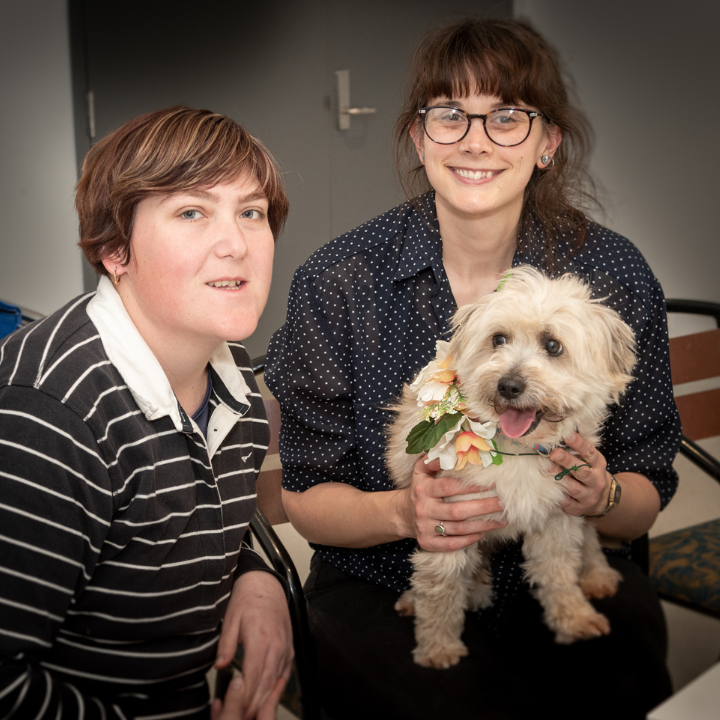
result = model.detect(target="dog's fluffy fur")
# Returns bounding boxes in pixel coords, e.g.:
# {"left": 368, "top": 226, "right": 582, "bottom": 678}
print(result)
{"left": 386, "top": 266, "right": 637, "bottom": 668}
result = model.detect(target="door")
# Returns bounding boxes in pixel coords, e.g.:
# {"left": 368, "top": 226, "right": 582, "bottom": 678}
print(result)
{"left": 71, "top": 0, "right": 510, "bottom": 358}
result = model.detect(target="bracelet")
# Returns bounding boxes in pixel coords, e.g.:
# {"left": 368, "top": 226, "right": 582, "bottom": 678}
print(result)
{"left": 584, "top": 474, "right": 621, "bottom": 518}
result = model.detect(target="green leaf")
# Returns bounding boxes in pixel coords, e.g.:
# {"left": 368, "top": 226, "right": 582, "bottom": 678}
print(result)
{"left": 490, "top": 439, "right": 504, "bottom": 466}
{"left": 405, "top": 412, "right": 460, "bottom": 454}
{"left": 406, "top": 420, "right": 432, "bottom": 454}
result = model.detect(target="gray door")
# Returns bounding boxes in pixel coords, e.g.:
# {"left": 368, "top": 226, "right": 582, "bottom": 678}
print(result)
{"left": 73, "top": 0, "right": 510, "bottom": 358}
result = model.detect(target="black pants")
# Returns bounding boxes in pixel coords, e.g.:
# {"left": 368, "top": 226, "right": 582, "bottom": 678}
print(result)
{"left": 305, "top": 554, "right": 671, "bottom": 720}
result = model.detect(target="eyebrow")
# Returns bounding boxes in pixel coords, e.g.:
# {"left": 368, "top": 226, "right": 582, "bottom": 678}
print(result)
{"left": 159, "top": 189, "right": 268, "bottom": 205}
{"left": 437, "top": 99, "right": 513, "bottom": 110}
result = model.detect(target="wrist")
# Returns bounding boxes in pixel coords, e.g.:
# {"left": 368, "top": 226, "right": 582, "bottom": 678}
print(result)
{"left": 389, "top": 487, "right": 415, "bottom": 540}
{"left": 585, "top": 473, "right": 621, "bottom": 518}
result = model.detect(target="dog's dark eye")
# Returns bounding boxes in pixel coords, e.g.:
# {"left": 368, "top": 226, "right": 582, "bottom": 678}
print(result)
{"left": 493, "top": 334, "right": 507, "bottom": 348}
{"left": 545, "top": 338, "right": 563, "bottom": 356}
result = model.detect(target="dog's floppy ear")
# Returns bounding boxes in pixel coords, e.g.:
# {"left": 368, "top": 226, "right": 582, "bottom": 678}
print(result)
{"left": 591, "top": 303, "right": 637, "bottom": 403}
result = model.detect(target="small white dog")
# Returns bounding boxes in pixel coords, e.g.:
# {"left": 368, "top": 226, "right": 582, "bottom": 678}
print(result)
{"left": 386, "top": 266, "right": 637, "bottom": 669}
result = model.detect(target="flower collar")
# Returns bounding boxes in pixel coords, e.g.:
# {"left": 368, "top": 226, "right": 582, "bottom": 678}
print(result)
{"left": 405, "top": 340, "right": 503, "bottom": 471}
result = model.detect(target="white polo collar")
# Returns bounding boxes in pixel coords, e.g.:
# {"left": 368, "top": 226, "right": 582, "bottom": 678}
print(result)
{"left": 86, "top": 275, "right": 251, "bottom": 432}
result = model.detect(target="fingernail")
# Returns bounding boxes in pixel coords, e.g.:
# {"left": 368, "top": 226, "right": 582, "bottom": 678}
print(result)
{"left": 214, "top": 656, "right": 224, "bottom": 667}
{"left": 230, "top": 677, "right": 244, "bottom": 690}
{"left": 566, "top": 432, "right": 576, "bottom": 442}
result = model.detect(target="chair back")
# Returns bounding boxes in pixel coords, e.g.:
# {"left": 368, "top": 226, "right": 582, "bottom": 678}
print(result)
{"left": 255, "top": 397, "right": 288, "bottom": 525}
{"left": 669, "top": 320, "right": 720, "bottom": 441}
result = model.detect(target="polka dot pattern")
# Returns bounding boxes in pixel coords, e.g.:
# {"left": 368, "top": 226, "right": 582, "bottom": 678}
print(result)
{"left": 265, "top": 192, "right": 681, "bottom": 614}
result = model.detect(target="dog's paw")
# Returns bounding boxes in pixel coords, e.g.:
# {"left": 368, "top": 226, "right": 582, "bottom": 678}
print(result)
{"left": 413, "top": 642, "right": 468, "bottom": 669}
{"left": 579, "top": 565, "right": 622, "bottom": 599}
{"left": 553, "top": 607, "right": 611, "bottom": 644}
{"left": 394, "top": 590, "right": 416, "bottom": 617}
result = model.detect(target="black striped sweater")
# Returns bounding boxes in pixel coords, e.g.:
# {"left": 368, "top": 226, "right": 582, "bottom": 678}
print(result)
{"left": 0, "top": 277, "right": 271, "bottom": 718}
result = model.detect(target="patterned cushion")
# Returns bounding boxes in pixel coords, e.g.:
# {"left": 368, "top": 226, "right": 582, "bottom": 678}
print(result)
{"left": 649, "top": 519, "right": 720, "bottom": 615}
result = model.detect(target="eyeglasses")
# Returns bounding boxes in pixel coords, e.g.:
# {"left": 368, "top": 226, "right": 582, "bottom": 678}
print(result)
{"left": 418, "top": 106, "right": 545, "bottom": 147}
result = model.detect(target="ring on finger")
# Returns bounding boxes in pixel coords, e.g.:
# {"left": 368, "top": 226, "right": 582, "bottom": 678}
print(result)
{"left": 434, "top": 521, "right": 446, "bottom": 535}
{"left": 554, "top": 463, "right": 591, "bottom": 482}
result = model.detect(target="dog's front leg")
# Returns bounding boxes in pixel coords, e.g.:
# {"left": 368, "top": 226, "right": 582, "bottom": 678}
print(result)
{"left": 578, "top": 521, "right": 622, "bottom": 599}
{"left": 408, "top": 545, "right": 479, "bottom": 668}
{"left": 522, "top": 514, "right": 611, "bottom": 644}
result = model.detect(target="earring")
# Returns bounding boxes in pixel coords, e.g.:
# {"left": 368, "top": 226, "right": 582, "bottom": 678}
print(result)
{"left": 541, "top": 155, "right": 550, "bottom": 165}
{"left": 113, "top": 268, "right": 120, "bottom": 285}
{"left": 421, "top": 151, "right": 425, "bottom": 163}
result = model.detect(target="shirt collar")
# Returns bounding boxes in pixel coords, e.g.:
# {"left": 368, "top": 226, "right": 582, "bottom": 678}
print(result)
{"left": 87, "top": 275, "right": 251, "bottom": 432}
{"left": 393, "top": 191, "right": 443, "bottom": 283}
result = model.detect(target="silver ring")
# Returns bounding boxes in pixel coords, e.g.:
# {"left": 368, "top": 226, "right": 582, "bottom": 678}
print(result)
{"left": 435, "top": 521, "right": 446, "bottom": 535}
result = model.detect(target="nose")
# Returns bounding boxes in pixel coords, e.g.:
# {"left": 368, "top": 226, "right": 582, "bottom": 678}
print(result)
{"left": 497, "top": 374, "right": 525, "bottom": 400}
{"left": 215, "top": 215, "right": 249, "bottom": 259}
{"left": 461, "top": 116, "right": 493, "bottom": 153}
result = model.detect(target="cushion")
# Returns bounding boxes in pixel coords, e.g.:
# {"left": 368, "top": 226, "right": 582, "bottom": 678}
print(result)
{"left": 649, "top": 519, "right": 720, "bottom": 616}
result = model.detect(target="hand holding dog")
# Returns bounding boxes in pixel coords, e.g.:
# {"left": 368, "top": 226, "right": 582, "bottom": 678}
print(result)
{"left": 551, "top": 432, "right": 611, "bottom": 517}
{"left": 400, "top": 455, "right": 507, "bottom": 552}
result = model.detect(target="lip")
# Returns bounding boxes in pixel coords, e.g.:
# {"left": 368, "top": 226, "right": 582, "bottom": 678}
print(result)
{"left": 205, "top": 278, "right": 246, "bottom": 290}
{"left": 450, "top": 167, "right": 503, "bottom": 183}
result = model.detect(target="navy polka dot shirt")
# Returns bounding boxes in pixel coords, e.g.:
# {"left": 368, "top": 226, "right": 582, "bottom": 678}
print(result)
{"left": 265, "top": 192, "right": 680, "bottom": 616}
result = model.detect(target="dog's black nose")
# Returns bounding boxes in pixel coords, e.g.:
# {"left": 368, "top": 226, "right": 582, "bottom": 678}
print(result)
{"left": 498, "top": 375, "right": 525, "bottom": 400}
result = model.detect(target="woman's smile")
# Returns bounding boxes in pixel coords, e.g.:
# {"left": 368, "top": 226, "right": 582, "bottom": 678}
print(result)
{"left": 451, "top": 168, "right": 503, "bottom": 182}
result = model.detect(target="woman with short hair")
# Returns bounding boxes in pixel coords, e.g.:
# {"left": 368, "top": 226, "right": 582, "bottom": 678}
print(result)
{"left": 266, "top": 19, "right": 680, "bottom": 720}
{"left": 0, "top": 107, "right": 292, "bottom": 719}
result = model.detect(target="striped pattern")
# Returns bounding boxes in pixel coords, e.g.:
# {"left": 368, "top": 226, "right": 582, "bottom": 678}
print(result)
{"left": 0, "top": 293, "right": 270, "bottom": 718}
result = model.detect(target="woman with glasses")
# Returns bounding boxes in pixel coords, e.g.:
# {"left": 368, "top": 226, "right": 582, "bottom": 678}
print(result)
{"left": 266, "top": 19, "right": 680, "bottom": 720}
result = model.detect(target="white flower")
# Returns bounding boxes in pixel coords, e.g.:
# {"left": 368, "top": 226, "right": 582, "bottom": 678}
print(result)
{"left": 425, "top": 414, "right": 464, "bottom": 470}
{"left": 416, "top": 380, "right": 452, "bottom": 406}
{"left": 410, "top": 340, "right": 453, "bottom": 392}
{"left": 464, "top": 417, "right": 496, "bottom": 441}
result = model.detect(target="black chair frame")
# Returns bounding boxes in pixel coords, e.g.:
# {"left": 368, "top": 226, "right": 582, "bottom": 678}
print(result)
{"left": 247, "top": 356, "right": 322, "bottom": 720}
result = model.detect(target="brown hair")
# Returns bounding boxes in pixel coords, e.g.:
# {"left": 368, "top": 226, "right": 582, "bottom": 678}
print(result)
{"left": 394, "top": 18, "right": 597, "bottom": 251}
{"left": 76, "top": 106, "right": 289, "bottom": 275}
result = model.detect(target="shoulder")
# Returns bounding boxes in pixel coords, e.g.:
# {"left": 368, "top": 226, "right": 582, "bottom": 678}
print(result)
{"left": 565, "top": 223, "right": 664, "bottom": 334}
{"left": 0, "top": 292, "right": 127, "bottom": 419}
{"left": 573, "top": 223, "right": 661, "bottom": 302}
{"left": 0, "top": 293, "right": 101, "bottom": 389}
{"left": 296, "top": 200, "right": 415, "bottom": 282}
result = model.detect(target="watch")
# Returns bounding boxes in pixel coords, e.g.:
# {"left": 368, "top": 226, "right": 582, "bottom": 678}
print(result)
{"left": 584, "top": 474, "right": 621, "bottom": 518}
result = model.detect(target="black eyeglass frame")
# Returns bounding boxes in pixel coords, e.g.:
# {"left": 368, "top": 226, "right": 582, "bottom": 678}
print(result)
{"left": 418, "top": 106, "right": 545, "bottom": 147}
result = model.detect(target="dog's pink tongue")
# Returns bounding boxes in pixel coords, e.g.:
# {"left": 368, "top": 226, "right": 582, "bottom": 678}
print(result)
{"left": 499, "top": 408, "right": 537, "bottom": 438}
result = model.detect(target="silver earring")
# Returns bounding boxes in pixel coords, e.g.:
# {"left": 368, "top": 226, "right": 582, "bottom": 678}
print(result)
{"left": 541, "top": 155, "right": 550, "bottom": 165}
{"left": 421, "top": 151, "right": 425, "bottom": 163}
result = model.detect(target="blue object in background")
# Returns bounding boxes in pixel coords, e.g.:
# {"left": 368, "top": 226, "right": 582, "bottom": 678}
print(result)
{"left": 0, "top": 300, "right": 23, "bottom": 339}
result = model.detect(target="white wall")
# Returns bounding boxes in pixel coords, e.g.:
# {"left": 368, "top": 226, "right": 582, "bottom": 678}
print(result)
{"left": 0, "top": 0, "right": 82, "bottom": 315}
{"left": 516, "top": 0, "right": 720, "bottom": 307}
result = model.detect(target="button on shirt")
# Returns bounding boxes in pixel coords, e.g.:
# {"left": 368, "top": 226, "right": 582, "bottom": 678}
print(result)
{"left": 265, "top": 192, "right": 680, "bottom": 617}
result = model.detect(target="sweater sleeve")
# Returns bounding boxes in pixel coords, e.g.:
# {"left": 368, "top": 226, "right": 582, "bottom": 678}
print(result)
{"left": 264, "top": 266, "right": 361, "bottom": 493}
{"left": 0, "top": 386, "right": 123, "bottom": 719}
{"left": 601, "top": 281, "right": 681, "bottom": 510}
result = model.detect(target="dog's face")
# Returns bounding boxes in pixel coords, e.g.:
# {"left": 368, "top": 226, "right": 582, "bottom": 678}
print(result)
{"left": 449, "top": 267, "right": 636, "bottom": 448}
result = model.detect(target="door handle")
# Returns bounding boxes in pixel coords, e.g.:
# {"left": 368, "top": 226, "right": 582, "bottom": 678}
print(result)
{"left": 336, "top": 69, "right": 376, "bottom": 130}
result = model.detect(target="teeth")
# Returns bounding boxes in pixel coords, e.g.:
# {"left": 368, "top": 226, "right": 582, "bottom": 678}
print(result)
{"left": 455, "top": 169, "right": 496, "bottom": 180}
{"left": 207, "top": 280, "right": 243, "bottom": 288}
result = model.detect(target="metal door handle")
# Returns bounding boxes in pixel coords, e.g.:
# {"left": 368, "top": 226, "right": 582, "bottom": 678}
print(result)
{"left": 344, "top": 107, "right": 376, "bottom": 116}
{"left": 336, "top": 70, "right": 376, "bottom": 130}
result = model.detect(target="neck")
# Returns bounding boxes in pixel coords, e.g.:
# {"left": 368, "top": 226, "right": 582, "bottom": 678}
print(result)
{"left": 115, "top": 284, "right": 217, "bottom": 416}
{"left": 436, "top": 201, "right": 521, "bottom": 307}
